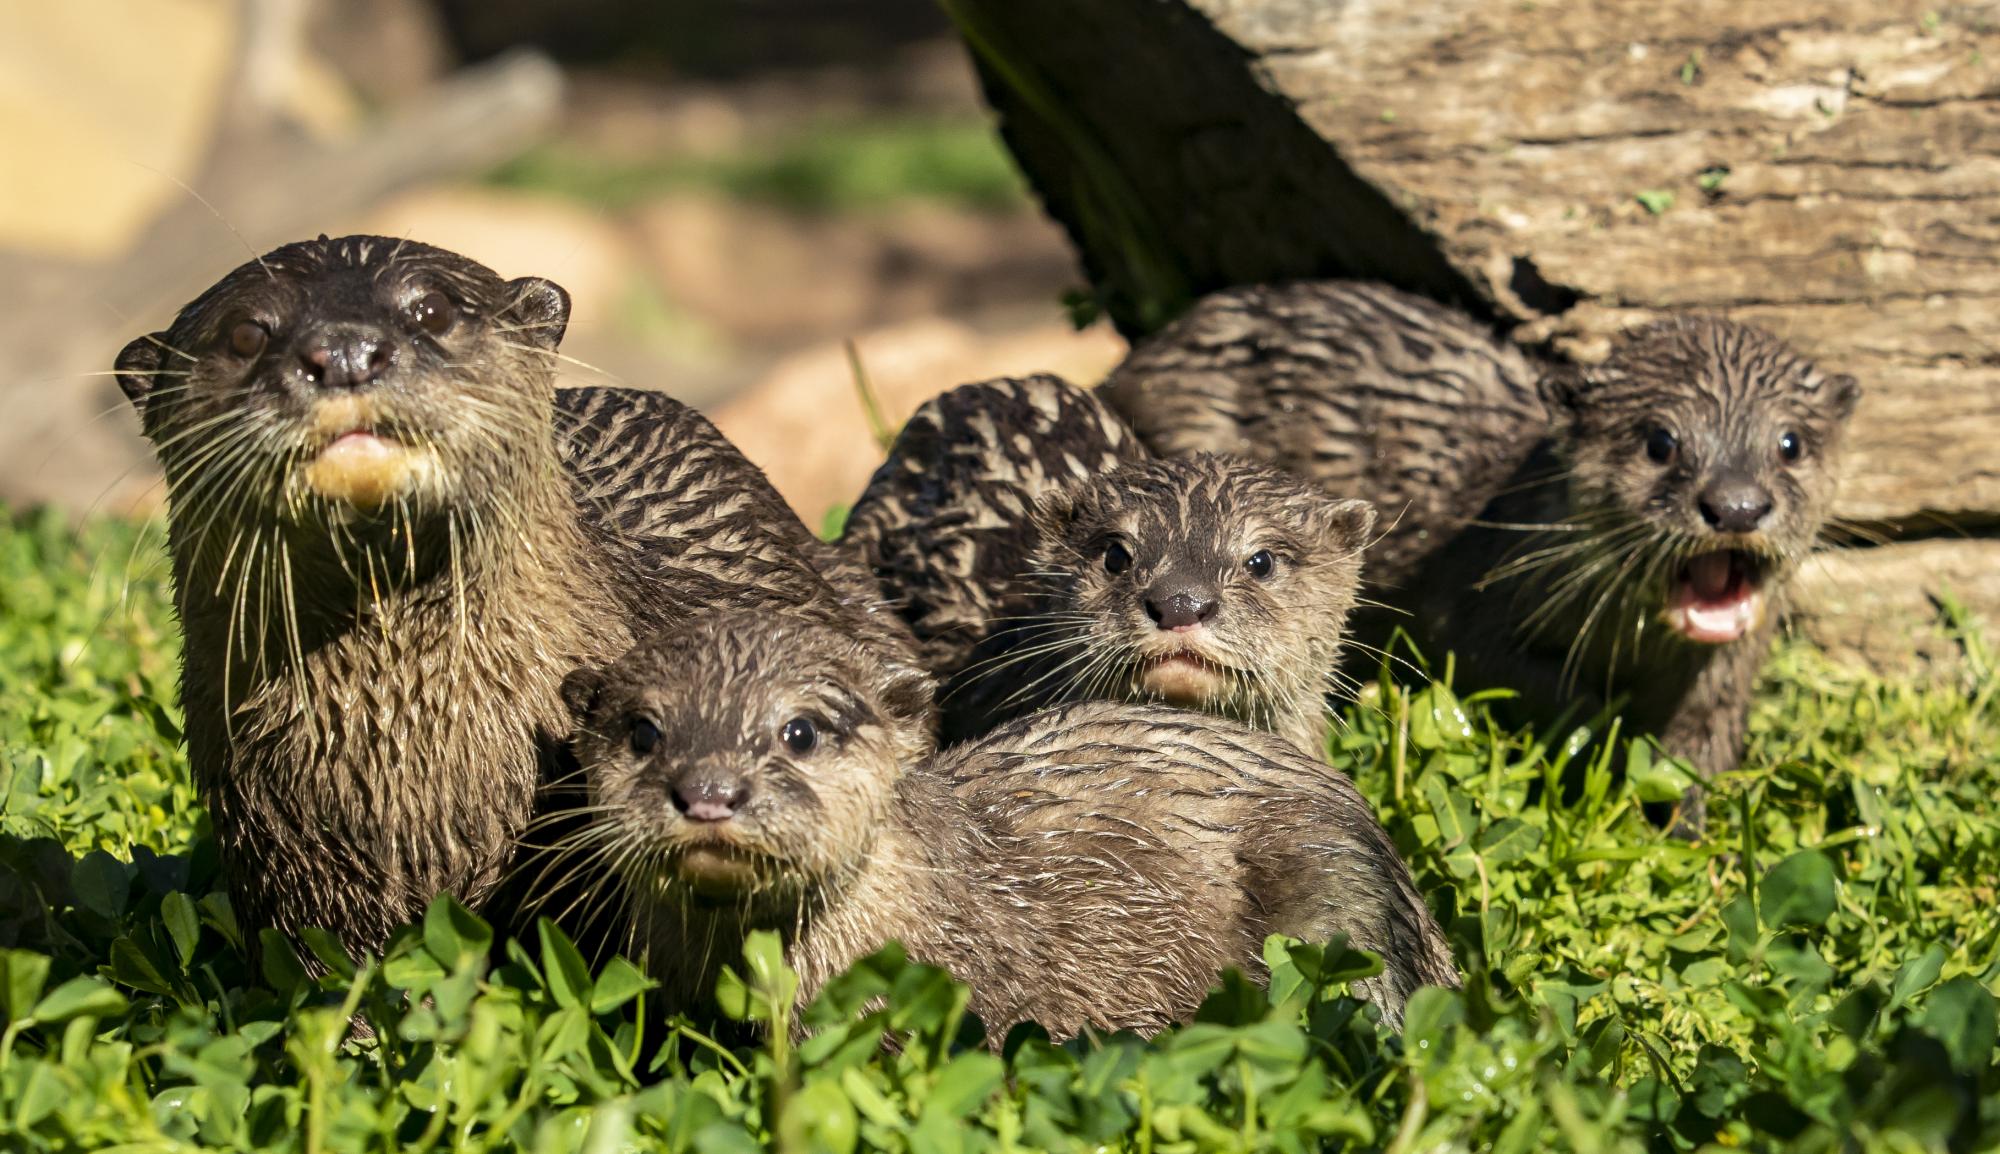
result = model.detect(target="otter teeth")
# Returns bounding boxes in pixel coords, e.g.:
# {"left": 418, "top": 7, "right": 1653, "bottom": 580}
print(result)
{"left": 1667, "top": 552, "right": 1762, "bottom": 644}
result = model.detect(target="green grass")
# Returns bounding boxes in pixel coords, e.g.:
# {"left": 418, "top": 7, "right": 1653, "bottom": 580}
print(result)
{"left": 1, "top": 510, "right": 1997, "bottom": 1151}
{"left": 486, "top": 118, "right": 1031, "bottom": 214}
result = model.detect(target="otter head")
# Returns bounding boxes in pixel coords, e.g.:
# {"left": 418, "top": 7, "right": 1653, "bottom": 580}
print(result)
{"left": 1548, "top": 317, "right": 1859, "bottom": 646}
{"left": 561, "top": 611, "right": 934, "bottom": 915}
{"left": 113, "top": 235, "right": 570, "bottom": 538}
{"left": 1025, "top": 454, "right": 1375, "bottom": 733}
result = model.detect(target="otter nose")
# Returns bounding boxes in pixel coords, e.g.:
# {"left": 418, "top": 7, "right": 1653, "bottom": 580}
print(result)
{"left": 1698, "top": 476, "right": 1775, "bottom": 534}
{"left": 1144, "top": 586, "right": 1219, "bottom": 631}
{"left": 672, "top": 771, "right": 750, "bottom": 823}
{"left": 299, "top": 327, "right": 393, "bottom": 390}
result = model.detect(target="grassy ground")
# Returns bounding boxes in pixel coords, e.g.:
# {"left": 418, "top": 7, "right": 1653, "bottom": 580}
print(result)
{"left": 1, "top": 510, "right": 1997, "bottom": 1151}
{"left": 488, "top": 119, "right": 1030, "bottom": 213}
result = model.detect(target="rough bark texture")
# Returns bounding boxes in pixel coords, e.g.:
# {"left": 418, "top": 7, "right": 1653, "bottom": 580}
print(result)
{"left": 950, "top": 0, "right": 2000, "bottom": 670}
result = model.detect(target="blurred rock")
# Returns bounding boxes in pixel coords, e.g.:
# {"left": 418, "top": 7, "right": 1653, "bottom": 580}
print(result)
{"left": 709, "top": 317, "right": 1126, "bottom": 527}
{"left": 352, "top": 184, "right": 647, "bottom": 338}
{"left": 635, "top": 192, "right": 1081, "bottom": 349}
{"left": 307, "top": 0, "right": 454, "bottom": 105}
{"left": 0, "top": 0, "right": 234, "bottom": 260}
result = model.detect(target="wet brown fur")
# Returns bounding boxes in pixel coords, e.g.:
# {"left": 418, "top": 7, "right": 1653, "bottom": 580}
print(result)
{"left": 113, "top": 235, "right": 884, "bottom": 956}
{"left": 561, "top": 611, "right": 1458, "bottom": 1039}
{"left": 1107, "top": 285, "right": 1858, "bottom": 825}
{"left": 845, "top": 376, "right": 1375, "bottom": 756}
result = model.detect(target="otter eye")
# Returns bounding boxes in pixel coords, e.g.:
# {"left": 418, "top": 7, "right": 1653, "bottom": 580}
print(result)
{"left": 412, "top": 291, "right": 454, "bottom": 337}
{"left": 228, "top": 321, "right": 268, "bottom": 359}
{"left": 781, "top": 717, "right": 818, "bottom": 755}
{"left": 1102, "top": 541, "right": 1132, "bottom": 575}
{"left": 1778, "top": 430, "right": 1803, "bottom": 463}
{"left": 1644, "top": 426, "right": 1678, "bottom": 465}
{"left": 1245, "top": 550, "right": 1276, "bottom": 579}
{"left": 629, "top": 718, "right": 661, "bottom": 755}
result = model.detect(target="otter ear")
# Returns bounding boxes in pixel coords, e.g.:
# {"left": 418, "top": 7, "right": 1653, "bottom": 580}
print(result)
{"left": 559, "top": 665, "right": 607, "bottom": 726}
{"left": 1541, "top": 364, "right": 1586, "bottom": 414}
{"left": 114, "top": 332, "right": 171, "bottom": 408}
{"left": 503, "top": 277, "right": 571, "bottom": 350}
{"left": 1823, "top": 373, "right": 1861, "bottom": 422}
{"left": 877, "top": 659, "right": 936, "bottom": 726}
{"left": 1313, "top": 496, "right": 1377, "bottom": 551}
{"left": 1029, "top": 483, "right": 1081, "bottom": 541}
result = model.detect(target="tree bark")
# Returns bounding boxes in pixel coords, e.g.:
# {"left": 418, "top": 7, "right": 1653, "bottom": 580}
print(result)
{"left": 949, "top": 0, "right": 2000, "bottom": 670}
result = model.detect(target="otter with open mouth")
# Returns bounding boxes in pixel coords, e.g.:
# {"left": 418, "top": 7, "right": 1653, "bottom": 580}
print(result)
{"left": 843, "top": 376, "right": 1374, "bottom": 757}
{"left": 560, "top": 610, "right": 1456, "bottom": 1039}
{"left": 1108, "top": 294, "right": 1858, "bottom": 828}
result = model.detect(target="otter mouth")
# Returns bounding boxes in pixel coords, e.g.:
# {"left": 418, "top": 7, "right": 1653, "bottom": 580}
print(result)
{"left": 296, "top": 397, "right": 435, "bottom": 510}
{"left": 667, "top": 842, "right": 766, "bottom": 900}
{"left": 1136, "top": 647, "right": 1233, "bottom": 705}
{"left": 1663, "top": 549, "right": 1770, "bottom": 645}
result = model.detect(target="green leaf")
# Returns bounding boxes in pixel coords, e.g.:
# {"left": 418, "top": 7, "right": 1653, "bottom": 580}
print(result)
{"left": 781, "top": 1077, "right": 860, "bottom": 1154}
{"left": 70, "top": 849, "right": 129, "bottom": 919}
{"left": 539, "top": 919, "right": 594, "bottom": 1011}
{"left": 1759, "top": 850, "right": 1836, "bottom": 930}
{"left": 590, "top": 956, "right": 655, "bottom": 1016}
{"left": 109, "top": 936, "right": 176, "bottom": 997}
{"left": 1920, "top": 976, "right": 1998, "bottom": 1073}
{"left": 1890, "top": 943, "right": 1946, "bottom": 1009}
{"left": 423, "top": 894, "right": 493, "bottom": 970}
{"left": 1635, "top": 188, "right": 1676, "bottom": 214}
{"left": 1401, "top": 986, "right": 1464, "bottom": 1060}
{"left": 32, "top": 975, "right": 128, "bottom": 1023}
{"left": 0, "top": 949, "right": 51, "bottom": 1021}
{"left": 923, "top": 1050, "right": 1005, "bottom": 1119}
{"left": 160, "top": 891, "right": 200, "bottom": 967}
{"left": 1477, "top": 817, "right": 1543, "bottom": 864}
{"left": 713, "top": 965, "right": 751, "bottom": 1022}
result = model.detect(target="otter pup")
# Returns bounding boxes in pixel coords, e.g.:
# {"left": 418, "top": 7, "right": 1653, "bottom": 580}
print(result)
{"left": 845, "top": 376, "right": 1375, "bottom": 754}
{"left": 112, "top": 235, "right": 875, "bottom": 957}
{"left": 1107, "top": 288, "right": 1858, "bottom": 824}
{"left": 560, "top": 611, "right": 1457, "bottom": 1037}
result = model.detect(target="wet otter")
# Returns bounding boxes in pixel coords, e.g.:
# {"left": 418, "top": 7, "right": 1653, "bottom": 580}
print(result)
{"left": 112, "top": 235, "right": 876, "bottom": 956}
{"left": 1101, "top": 281, "right": 1547, "bottom": 585}
{"left": 845, "top": 376, "right": 1375, "bottom": 754}
{"left": 1106, "top": 288, "right": 1858, "bottom": 824}
{"left": 560, "top": 610, "right": 1457, "bottom": 1037}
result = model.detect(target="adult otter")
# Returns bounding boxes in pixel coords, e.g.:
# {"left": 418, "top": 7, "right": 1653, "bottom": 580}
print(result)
{"left": 1106, "top": 286, "right": 1858, "bottom": 825}
{"left": 560, "top": 610, "right": 1457, "bottom": 1038}
{"left": 844, "top": 375, "right": 1375, "bottom": 754}
{"left": 112, "top": 235, "right": 881, "bottom": 957}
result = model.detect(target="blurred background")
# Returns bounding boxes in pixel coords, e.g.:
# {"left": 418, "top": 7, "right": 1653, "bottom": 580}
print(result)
{"left": 0, "top": 0, "right": 1124, "bottom": 531}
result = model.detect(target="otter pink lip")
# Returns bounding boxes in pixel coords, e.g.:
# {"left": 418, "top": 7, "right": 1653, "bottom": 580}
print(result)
{"left": 1665, "top": 551, "right": 1762, "bottom": 644}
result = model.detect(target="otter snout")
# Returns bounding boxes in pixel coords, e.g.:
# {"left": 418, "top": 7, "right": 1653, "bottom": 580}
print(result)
{"left": 1697, "top": 472, "right": 1774, "bottom": 534}
{"left": 672, "top": 766, "right": 751, "bottom": 823}
{"left": 299, "top": 324, "right": 395, "bottom": 391}
{"left": 1145, "top": 584, "right": 1219, "bottom": 631}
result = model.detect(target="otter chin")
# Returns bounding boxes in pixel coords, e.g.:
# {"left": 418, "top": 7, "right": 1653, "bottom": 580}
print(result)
{"left": 669, "top": 843, "right": 765, "bottom": 898}
{"left": 291, "top": 395, "right": 440, "bottom": 510}
{"left": 1139, "top": 650, "right": 1229, "bottom": 703}
{"left": 1663, "top": 549, "right": 1769, "bottom": 645}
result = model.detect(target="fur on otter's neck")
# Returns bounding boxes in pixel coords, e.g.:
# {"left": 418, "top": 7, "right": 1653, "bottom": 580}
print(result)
{"left": 171, "top": 443, "right": 631, "bottom": 949}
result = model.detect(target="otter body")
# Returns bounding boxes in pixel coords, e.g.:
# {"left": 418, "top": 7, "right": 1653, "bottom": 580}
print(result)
{"left": 845, "top": 376, "right": 1374, "bottom": 755}
{"left": 562, "top": 611, "right": 1456, "bottom": 1037}
{"left": 1107, "top": 288, "right": 1858, "bottom": 821}
{"left": 115, "top": 236, "right": 867, "bottom": 955}
{"left": 1102, "top": 281, "right": 1546, "bottom": 584}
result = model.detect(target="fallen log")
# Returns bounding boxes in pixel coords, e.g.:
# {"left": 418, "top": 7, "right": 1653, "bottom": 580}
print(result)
{"left": 948, "top": 0, "right": 2000, "bottom": 669}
